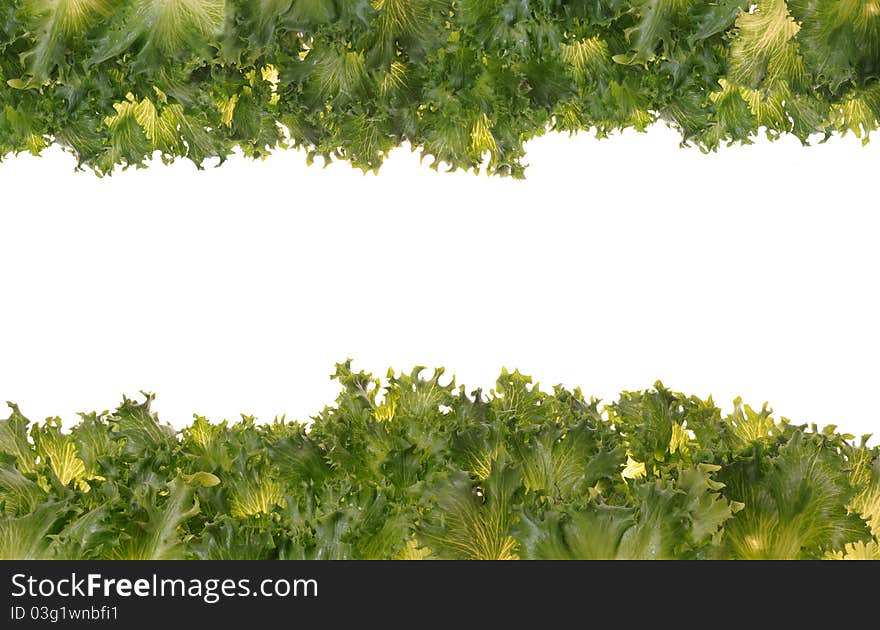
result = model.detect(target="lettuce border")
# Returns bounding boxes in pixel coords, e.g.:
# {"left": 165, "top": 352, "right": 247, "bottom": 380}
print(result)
{"left": 2, "top": 1, "right": 880, "bottom": 176}
{"left": 1, "top": 362, "right": 878, "bottom": 560}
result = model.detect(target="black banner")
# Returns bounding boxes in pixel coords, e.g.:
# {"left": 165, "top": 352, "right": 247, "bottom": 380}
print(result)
{"left": 2, "top": 560, "right": 877, "bottom": 628}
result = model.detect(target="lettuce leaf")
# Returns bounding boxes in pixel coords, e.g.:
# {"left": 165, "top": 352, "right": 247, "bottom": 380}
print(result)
{"left": 3, "top": 1, "right": 880, "bottom": 175}
{"left": 0, "top": 364, "right": 876, "bottom": 559}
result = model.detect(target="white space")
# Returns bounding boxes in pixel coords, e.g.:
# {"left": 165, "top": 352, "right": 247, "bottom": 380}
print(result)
{"left": 1, "top": 126, "right": 878, "bottom": 440}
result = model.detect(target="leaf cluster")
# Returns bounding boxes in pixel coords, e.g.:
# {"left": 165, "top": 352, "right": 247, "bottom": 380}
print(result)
{"left": 2, "top": 0, "right": 880, "bottom": 175}
{"left": 2, "top": 362, "right": 878, "bottom": 559}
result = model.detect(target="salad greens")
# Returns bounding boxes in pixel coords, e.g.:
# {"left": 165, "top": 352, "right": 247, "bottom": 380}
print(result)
{"left": 2, "top": 362, "right": 877, "bottom": 559}
{"left": 2, "top": 1, "right": 880, "bottom": 175}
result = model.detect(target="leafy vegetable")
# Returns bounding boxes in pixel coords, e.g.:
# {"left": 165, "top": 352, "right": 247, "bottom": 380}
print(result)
{"left": 2, "top": 0, "right": 880, "bottom": 176}
{"left": 1, "top": 362, "right": 877, "bottom": 559}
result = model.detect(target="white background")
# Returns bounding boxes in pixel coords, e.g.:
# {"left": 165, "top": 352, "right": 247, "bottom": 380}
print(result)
{"left": 1, "top": 125, "right": 878, "bottom": 440}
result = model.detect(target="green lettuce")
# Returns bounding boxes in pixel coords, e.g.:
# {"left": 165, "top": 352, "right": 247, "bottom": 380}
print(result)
{"left": 2, "top": 1, "right": 880, "bottom": 176}
{"left": 1, "top": 361, "right": 877, "bottom": 559}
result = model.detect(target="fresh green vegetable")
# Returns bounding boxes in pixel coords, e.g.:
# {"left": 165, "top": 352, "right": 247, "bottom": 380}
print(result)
{"left": 1, "top": 362, "right": 877, "bottom": 559}
{"left": 1, "top": 1, "right": 880, "bottom": 176}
